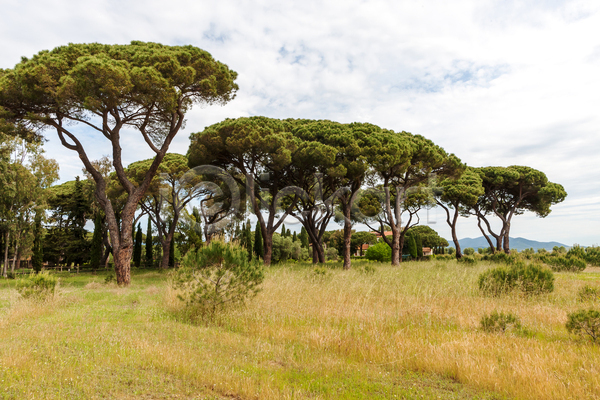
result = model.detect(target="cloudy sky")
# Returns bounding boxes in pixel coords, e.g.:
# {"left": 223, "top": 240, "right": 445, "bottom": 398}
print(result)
{"left": 2, "top": 0, "right": 599, "bottom": 246}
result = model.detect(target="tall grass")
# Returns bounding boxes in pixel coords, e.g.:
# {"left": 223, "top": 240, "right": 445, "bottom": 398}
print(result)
{"left": 0, "top": 262, "right": 599, "bottom": 399}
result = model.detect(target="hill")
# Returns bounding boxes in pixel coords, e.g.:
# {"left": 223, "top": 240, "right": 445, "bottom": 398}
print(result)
{"left": 448, "top": 236, "right": 569, "bottom": 251}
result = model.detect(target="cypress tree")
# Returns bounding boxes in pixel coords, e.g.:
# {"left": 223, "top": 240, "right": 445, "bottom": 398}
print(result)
{"left": 133, "top": 223, "right": 143, "bottom": 268}
{"left": 300, "top": 226, "right": 309, "bottom": 248}
{"left": 89, "top": 214, "right": 103, "bottom": 271}
{"left": 408, "top": 235, "right": 418, "bottom": 259}
{"left": 247, "top": 222, "right": 253, "bottom": 261}
{"left": 292, "top": 231, "right": 297, "bottom": 242}
{"left": 31, "top": 213, "right": 44, "bottom": 273}
{"left": 145, "top": 218, "right": 153, "bottom": 268}
{"left": 254, "top": 221, "right": 264, "bottom": 260}
{"left": 169, "top": 233, "right": 175, "bottom": 268}
{"left": 286, "top": 228, "right": 291, "bottom": 238}
{"left": 415, "top": 235, "right": 423, "bottom": 259}
{"left": 281, "top": 223, "right": 286, "bottom": 237}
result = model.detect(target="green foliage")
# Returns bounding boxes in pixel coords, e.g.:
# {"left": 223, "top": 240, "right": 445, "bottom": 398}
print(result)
{"left": 171, "top": 240, "right": 264, "bottom": 320}
{"left": 463, "top": 247, "right": 475, "bottom": 256}
{"left": 415, "top": 235, "right": 423, "bottom": 258}
{"left": 517, "top": 263, "right": 554, "bottom": 294}
{"left": 478, "top": 262, "right": 554, "bottom": 296}
{"left": 133, "top": 224, "right": 143, "bottom": 269}
{"left": 482, "top": 252, "right": 516, "bottom": 264}
{"left": 480, "top": 311, "right": 521, "bottom": 334}
{"left": 578, "top": 285, "right": 600, "bottom": 302}
{"left": 272, "top": 234, "right": 295, "bottom": 263}
{"left": 407, "top": 234, "right": 417, "bottom": 259}
{"left": 351, "top": 231, "right": 376, "bottom": 256}
{"left": 16, "top": 272, "right": 57, "bottom": 301}
{"left": 104, "top": 274, "right": 116, "bottom": 284}
{"left": 478, "top": 265, "right": 518, "bottom": 296}
{"left": 169, "top": 234, "right": 175, "bottom": 268}
{"left": 89, "top": 214, "right": 103, "bottom": 270}
{"left": 145, "top": 218, "right": 153, "bottom": 268}
{"left": 566, "top": 309, "right": 600, "bottom": 342}
{"left": 325, "top": 247, "right": 339, "bottom": 261}
{"left": 31, "top": 213, "right": 43, "bottom": 273}
{"left": 253, "top": 222, "right": 264, "bottom": 260}
{"left": 585, "top": 246, "right": 600, "bottom": 266}
{"left": 365, "top": 242, "right": 392, "bottom": 262}
{"left": 457, "top": 255, "right": 477, "bottom": 265}
{"left": 540, "top": 254, "right": 586, "bottom": 272}
{"left": 299, "top": 227, "right": 309, "bottom": 248}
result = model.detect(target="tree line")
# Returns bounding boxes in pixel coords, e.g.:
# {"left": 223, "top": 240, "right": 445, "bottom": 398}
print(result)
{"left": 0, "top": 42, "right": 566, "bottom": 284}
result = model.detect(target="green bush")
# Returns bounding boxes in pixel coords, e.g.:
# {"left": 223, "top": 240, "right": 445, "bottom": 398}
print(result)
{"left": 585, "top": 246, "right": 600, "bottom": 266}
{"left": 480, "top": 311, "right": 521, "bottom": 333}
{"left": 171, "top": 240, "right": 264, "bottom": 320}
{"left": 541, "top": 255, "right": 586, "bottom": 272}
{"left": 325, "top": 247, "right": 339, "bottom": 261}
{"left": 478, "top": 265, "right": 518, "bottom": 296}
{"left": 578, "top": 285, "right": 600, "bottom": 302}
{"left": 457, "top": 255, "right": 476, "bottom": 265}
{"left": 478, "top": 262, "right": 554, "bottom": 296}
{"left": 365, "top": 242, "right": 391, "bottom": 262}
{"left": 566, "top": 309, "right": 600, "bottom": 342}
{"left": 15, "top": 272, "right": 58, "bottom": 301}
{"left": 518, "top": 263, "right": 554, "bottom": 294}
{"left": 482, "top": 252, "right": 518, "bottom": 264}
{"left": 463, "top": 247, "right": 475, "bottom": 256}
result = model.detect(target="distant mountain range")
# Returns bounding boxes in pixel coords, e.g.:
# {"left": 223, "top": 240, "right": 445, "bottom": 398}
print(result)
{"left": 448, "top": 236, "right": 569, "bottom": 251}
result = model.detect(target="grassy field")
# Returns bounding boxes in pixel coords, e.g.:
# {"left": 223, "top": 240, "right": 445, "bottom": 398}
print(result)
{"left": 1, "top": 259, "right": 599, "bottom": 399}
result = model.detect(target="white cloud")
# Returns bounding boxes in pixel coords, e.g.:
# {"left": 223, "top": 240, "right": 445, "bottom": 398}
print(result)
{"left": 2, "top": 0, "right": 599, "bottom": 245}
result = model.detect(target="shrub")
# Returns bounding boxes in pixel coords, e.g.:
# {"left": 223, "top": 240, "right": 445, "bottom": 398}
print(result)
{"left": 171, "top": 240, "right": 264, "bottom": 320}
{"left": 566, "top": 309, "right": 600, "bottom": 342}
{"left": 540, "top": 255, "right": 586, "bottom": 272}
{"left": 585, "top": 246, "right": 600, "bottom": 266}
{"left": 478, "top": 262, "right": 554, "bottom": 296}
{"left": 457, "top": 255, "right": 476, "bottom": 265}
{"left": 480, "top": 311, "right": 521, "bottom": 333}
{"left": 518, "top": 263, "right": 554, "bottom": 294}
{"left": 325, "top": 247, "right": 339, "bottom": 261}
{"left": 478, "top": 265, "right": 518, "bottom": 296}
{"left": 482, "top": 252, "right": 517, "bottom": 264}
{"left": 463, "top": 247, "right": 475, "bottom": 256}
{"left": 578, "top": 285, "right": 600, "bottom": 302}
{"left": 365, "top": 242, "right": 391, "bottom": 262}
{"left": 15, "top": 272, "right": 58, "bottom": 301}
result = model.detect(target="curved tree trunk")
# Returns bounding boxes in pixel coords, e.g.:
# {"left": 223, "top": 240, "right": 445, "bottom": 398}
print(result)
{"left": 476, "top": 216, "right": 495, "bottom": 252}
{"left": 342, "top": 210, "right": 352, "bottom": 270}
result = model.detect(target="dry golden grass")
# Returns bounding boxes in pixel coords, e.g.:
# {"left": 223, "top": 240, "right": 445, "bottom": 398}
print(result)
{"left": 0, "top": 261, "right": 598, "bottom": 399}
